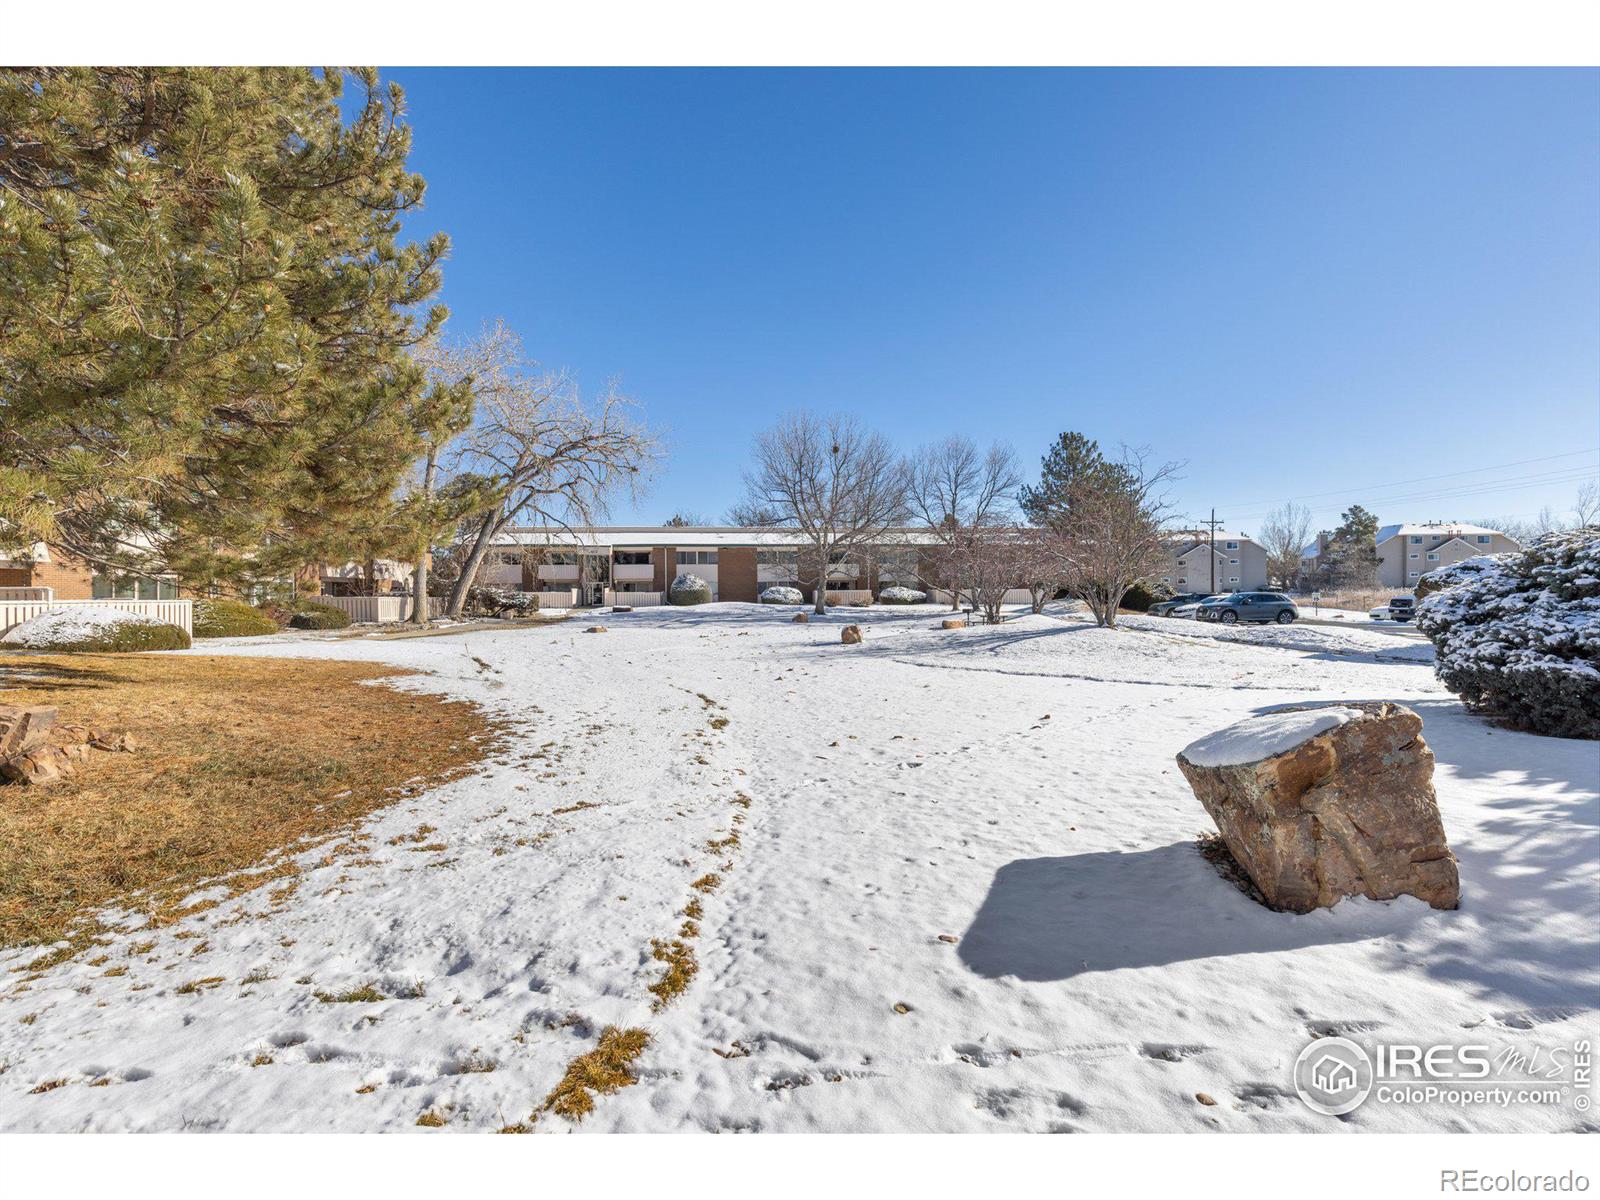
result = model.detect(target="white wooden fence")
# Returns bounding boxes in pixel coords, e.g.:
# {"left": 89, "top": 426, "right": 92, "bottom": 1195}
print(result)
{"left": 930, "top": 588, "right": 1038, "bottom": 607}
{"left": 604, "top": 590, "right": 664, "bottom": 607}
{"left": 317, "top": 589, "right": 577, "bottom": 623}
{"left": 315, "top": 594, "right": 434, "bottom": 623}
{"left": 0, "top": 597, "right": 194, "bottom": 636}
{"left": 0, "top": 587, "right": 52, "bottom": 601}
{"left": 821, "top": 589, "right": 874, "bottom": 606}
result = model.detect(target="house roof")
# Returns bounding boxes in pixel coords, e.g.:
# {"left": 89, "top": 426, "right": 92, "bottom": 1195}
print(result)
{"left": 1376, "top": 521, "right": 1505, "bottom": 545}
{"left": 0, "top": 542, "right": 52, "bottom": 568}
{"left": 495, "top": 525, "right": 942, "bottom": 550}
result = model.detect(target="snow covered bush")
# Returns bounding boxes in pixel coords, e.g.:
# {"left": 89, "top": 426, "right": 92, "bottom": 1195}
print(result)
{"left": 1, "top": 606, "right": 191, "bottom": 652}
{"left": 670, "top": 573, "right": 712, "bottom": 606}
{"left": 877, "top": 586, "right": 926, "bottom": 605}
{"left": 466, "top": 586, "right": 539, "bottom": 617}
{"left": 1416, "top": 529, "right": 1600, "bottom": 739}
{"left": 193, "top": 598, "right": 278, "bottom": 638}
{"left": 759, "top": 585, "right": 804, "bottom": 605}
{"left": 288, "top": 600, "right": 353, "bottom": 630}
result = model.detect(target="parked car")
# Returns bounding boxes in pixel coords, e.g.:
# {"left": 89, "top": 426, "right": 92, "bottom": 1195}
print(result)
{"left": 1368, "top": 596, "right": 1417, "bottom": 622}
{"left": 1172, "top": 595, "right": 1230, "bottom": 619}
{"left": 1197, "top": 591, "right": 1299, "bottom": 624}
{"left": 1148, "top": 592, "right": 1218, "bottom": 617}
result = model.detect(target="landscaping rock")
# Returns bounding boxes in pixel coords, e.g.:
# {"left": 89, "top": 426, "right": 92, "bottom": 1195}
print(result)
{"left": 585, "top": 626, "right": 608, "bottom": 634}
{"left": 0, "top": 705, "right": 57, "bottom": 758}
{"left": 1, "top": 743, "right": 72, "bottom": 786}
{"left": 941, "top": 618, "right": 966, "bottom": 630}
{"left": 840, "top": 625, "right": 863, "bottom": 645}
{"left": 611, "top": 606, "right": 633, "bottom": 613}
{"left": 0, "top": 713, "right": 137, "bottom": 786}
{"left": 792, "top": 612, "right": 809, "bottom": 624}
{"left": 1176, "top": 701, "right": 1458, "bottom": 913}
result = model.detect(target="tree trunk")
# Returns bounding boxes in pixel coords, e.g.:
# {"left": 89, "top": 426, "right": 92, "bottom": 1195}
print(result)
{"left": 447, "top": 511, "right": 502, "bottom": 618}
{"left": 411, "top": 447, "right": 438, "bottom": 624}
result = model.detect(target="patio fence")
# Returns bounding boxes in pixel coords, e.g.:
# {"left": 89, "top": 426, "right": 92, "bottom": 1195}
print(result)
{"left": 0, "top": 597, "right": 193, "bottom": 637}
{"left": 604, "top": 590, "right": 664, "bottom": 607}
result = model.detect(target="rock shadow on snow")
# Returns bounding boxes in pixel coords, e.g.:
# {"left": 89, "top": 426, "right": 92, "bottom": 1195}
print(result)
{"left": 957, "top": 842, "right": 1418, "bottom": 982}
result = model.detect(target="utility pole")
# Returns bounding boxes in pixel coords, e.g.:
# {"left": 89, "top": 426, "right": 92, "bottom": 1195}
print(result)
{"left": 1201, "top": 508, "right": 1225, "bottom": 594}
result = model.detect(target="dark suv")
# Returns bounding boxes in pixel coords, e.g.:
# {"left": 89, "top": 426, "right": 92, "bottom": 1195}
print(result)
{"left": 1197, "top": 591, "right": 1299, "bottom": 625}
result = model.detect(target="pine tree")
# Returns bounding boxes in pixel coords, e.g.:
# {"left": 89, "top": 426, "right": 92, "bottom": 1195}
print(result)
{"left": 0, "top": 67, "right": 449, "bottom": 590}
{"left": 1019, "top": 432, "right": 1125, "bottom": 528}
{"left": 1321, "top": 504, "right": 1381, "bottom": 588}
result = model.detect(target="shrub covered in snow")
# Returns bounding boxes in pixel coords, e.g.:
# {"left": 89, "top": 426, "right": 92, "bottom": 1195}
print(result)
{"left": 1, "top": 606, "right": 191, "bottom": 652}
{"left": 759, "top": 585, "right": 804, "bottom": 605}
{"left": 877, "top": 586, "right": 926, "bottom": 605}
{"left": 466, "top": 586, "right": 539, "bottom": 617}
{"left": 669, "top": 573, "right": 712, "bottom": 606}
{"left": 1416, "top": 529, "right": 1600, "bottom": 739}
{"left": 193, "top": 598, "right": 278, "bottom": 638}
{"left": 288, "top": 600, "right": 353, "bottom": 630}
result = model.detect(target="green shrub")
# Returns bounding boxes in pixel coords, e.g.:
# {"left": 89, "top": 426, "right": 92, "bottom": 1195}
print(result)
{"left": 1122, "top": 580, "right": 1174, "bottom": 613}
{"left": 288, "top": 600, "right": 353, "bottom": 630}
{"left": 193, "top": 597, "right": 279, "bottom": 638}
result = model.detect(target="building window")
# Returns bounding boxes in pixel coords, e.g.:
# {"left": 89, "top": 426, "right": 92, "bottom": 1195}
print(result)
{"left": 1228, "top": 558, "right": 1239, "bottom": 565}
{"left": 1426, "top": 552, "right": 1439, "bottom": 561}
{"left": 613, "top": 550, "right": 651, "bottom": 565}
{"left": 1409, "top": 553, "right": 1418, "bottom": 559}
{"left": 546, "top": 551, "right": 578, "bottom": 566}
{"left": 92, "top": 573, "right": 178, "bottom": 600}
{"left": 677, "top": 550, "right": 718, "bottom": 565}
{"left": 496, "top": 551, "right": 522, "bottom": 566}
{"left": 1409, "top": 570, "right": 1420, "bottom": 578}
{"left": 1476, "top": 535, "right": 1491, "bottom": 544}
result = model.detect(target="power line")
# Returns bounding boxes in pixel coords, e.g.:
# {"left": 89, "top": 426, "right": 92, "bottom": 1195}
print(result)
{"left": 1226, "top": 466, "right": 1597, "bottom": 523}
{"left": 1213, "top": 448, "right": 1599, "bottom": 513}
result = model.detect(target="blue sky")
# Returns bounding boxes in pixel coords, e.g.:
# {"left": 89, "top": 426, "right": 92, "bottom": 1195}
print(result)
{"left": 384, "top": 68, "right": 1599, "bottom": 536}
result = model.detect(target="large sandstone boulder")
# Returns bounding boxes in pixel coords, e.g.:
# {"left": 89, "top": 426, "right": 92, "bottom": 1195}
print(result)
{"left": 792, "top": 612, "right": 809, "bottom": 624}
{"left": 840, "top": 624, "right": 863, "bottom": 645}
{"left": 0, "top": 705, "right": 57, "bottom": 759}
{"left": 1176, "top": 702, "right": 1458, "bottom": 912}
{"left": 941, "top": 618, "right": 966, "bottom": 630}
{"left": 0, "top": 705, "right": 135, "bottom": 786}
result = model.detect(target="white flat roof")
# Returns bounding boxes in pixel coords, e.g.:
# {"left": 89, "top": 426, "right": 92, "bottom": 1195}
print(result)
{"left": 496, "top": 526, "right": 941, "bottom": 549}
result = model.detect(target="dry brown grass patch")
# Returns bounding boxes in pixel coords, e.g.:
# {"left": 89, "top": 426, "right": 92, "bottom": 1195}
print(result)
{"left": 0, "top": 652, "right": 500, "bottom": 954}
{"left": 647, "top": 937, "right": 698, "bottom": 1010}
{"left": 689, "top": 873, "right": 721, "bottom": 894}
{"left": 541, "top": 1026, "right": 650, "bottom": 1121}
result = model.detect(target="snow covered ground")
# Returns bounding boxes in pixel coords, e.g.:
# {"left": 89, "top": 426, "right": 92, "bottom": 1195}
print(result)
{"left": 3, "top": 603, "right": 1595, "bottom": 1133}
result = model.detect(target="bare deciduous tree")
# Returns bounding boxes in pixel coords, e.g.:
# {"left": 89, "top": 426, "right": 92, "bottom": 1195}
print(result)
{"left": 439, "top": 327, "right": 659, "bottom": 617}
{"left": 740, "top": 413, "right": 909, "bottom": 614}
{"left": 1257, "top": 502, "right": 1315, "bottom": 590}
{"left": 1573, "top": 480, "right": 1598, "bottom": 528}
{"left": 906, "top": 437, "right": 1022, "bottom": 610}
{"left": 1055, "top": 448, "right": 1181, "bottom": 628}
